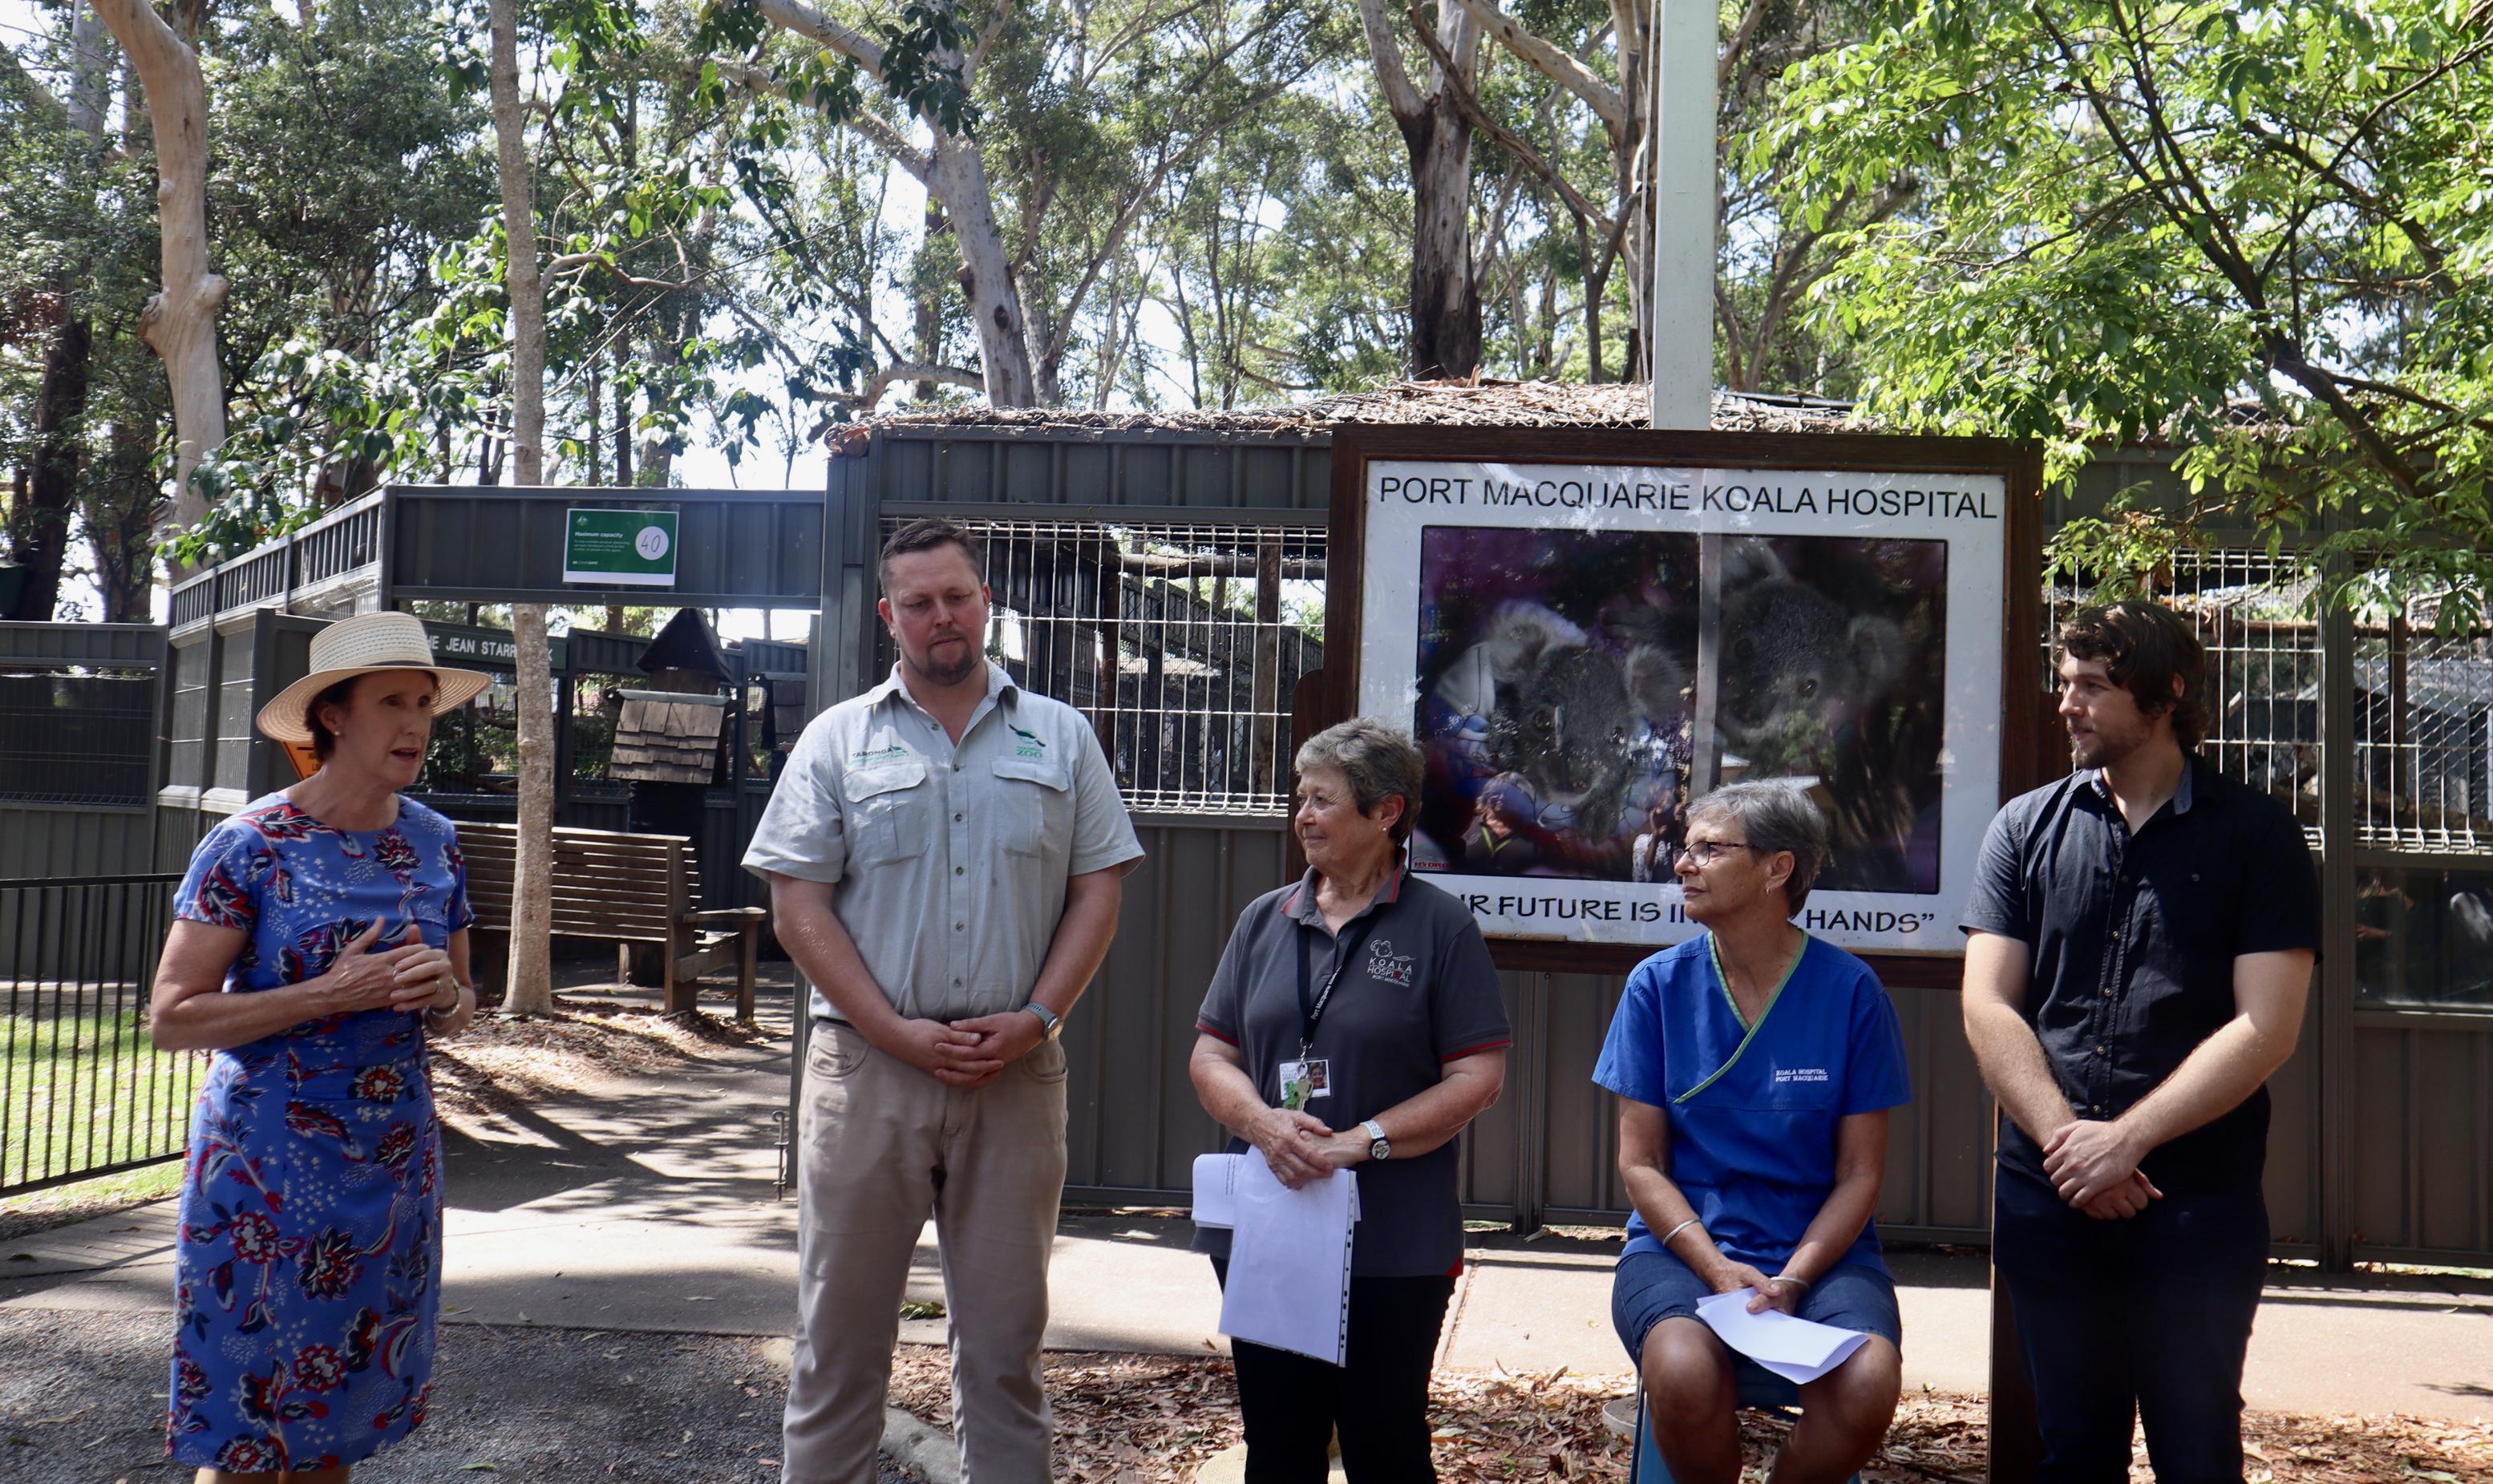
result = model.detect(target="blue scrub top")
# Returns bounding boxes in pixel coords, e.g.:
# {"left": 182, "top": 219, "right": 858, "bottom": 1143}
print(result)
{"left": 1593, "top": 932, "right": 1912, "bottom": 1272}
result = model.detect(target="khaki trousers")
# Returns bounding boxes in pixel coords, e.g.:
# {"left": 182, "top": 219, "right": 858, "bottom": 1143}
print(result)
{"left": 783, "top": 1021, "right": 1069, "bottom": 1484}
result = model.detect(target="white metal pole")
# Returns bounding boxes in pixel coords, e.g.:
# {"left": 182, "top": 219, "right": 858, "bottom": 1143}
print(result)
{"left": 1648, "top": 0, "right": 1717, "bottom": 430}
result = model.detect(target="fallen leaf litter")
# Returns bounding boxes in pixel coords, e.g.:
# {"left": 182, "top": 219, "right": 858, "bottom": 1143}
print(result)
{"left": 884, "top": 1346, "right": 2492, "bottom": 1483}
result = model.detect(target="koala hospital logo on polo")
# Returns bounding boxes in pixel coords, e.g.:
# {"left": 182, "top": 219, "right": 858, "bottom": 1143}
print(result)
{"left": 1773, "top": 1066, "right": 1831, "bottom": 1085}
{"left": 1366, "top": 940, "right": 1416, "bottom": 988}
{"left": 1007, "top": 723, "right": 1048, "bottom": 760}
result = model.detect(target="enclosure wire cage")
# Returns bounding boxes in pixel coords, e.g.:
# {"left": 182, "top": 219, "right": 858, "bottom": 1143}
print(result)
{"left": 0, "top": 667, "right": 156, "bottom": 808}
{"left": 2043, "top": 549, "right": 2493, "bottom": 856}
{"left": 876, "top": 517, "right": 1325, "bottom": 815}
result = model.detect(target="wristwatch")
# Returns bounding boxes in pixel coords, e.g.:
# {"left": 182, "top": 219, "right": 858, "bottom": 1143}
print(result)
{"left": 1022, "top": 1002, "right": 1062, "bottom": 1041}
{"left": 1362, "top": 1119, "right": 1390, "bottom": 1163}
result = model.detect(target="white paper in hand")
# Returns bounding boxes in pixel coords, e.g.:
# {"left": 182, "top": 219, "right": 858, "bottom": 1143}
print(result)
{"left": 1693, "top": 1288, "right": 1870, "bottom": 1385}
{"left": 1191, "top": 1153, "right": 1241, "bottom": 1229}
{"left": 1218, "top": 1157, "right": 1357, "bottom": 1365}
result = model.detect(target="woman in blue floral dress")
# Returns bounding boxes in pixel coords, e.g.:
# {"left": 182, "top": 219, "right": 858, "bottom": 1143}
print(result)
{"left": 150, "top": 613, "right": 492, "bottom": 1482}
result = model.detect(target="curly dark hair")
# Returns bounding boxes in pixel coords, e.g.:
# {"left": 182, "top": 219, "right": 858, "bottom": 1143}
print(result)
{"left": 2055, "top": 599, "right": 2210, "bottom": 750}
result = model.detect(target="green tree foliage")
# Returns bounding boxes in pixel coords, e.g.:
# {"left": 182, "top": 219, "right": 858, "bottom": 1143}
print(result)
{"left": 1771, "top": 0, "right": 2493, "bottom": 609}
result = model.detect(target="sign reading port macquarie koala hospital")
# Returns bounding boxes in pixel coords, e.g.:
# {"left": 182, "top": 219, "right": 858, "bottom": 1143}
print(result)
{"left": 1326, "top": 427, "right": 2040, "bottom": 962}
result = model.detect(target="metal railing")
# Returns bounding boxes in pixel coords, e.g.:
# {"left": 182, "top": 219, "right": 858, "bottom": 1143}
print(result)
{"left": 0, "top": 875, "right": 199, "bottom": 1197}
{"left": 168, "top": 490, "right": 385, "bottom": 633}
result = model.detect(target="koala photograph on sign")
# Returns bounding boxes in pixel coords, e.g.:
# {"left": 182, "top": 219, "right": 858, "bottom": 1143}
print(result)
{"left": 1342, "top": 440, "right": 2020, "bottom": 958}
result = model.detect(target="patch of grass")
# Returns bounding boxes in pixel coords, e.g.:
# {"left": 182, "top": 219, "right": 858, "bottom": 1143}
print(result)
{"left": 0, "top": 1159, "right": 183, "bottom": 1241}
{"left": 1, "top": 1004, "right": 200, "bottom": 1198}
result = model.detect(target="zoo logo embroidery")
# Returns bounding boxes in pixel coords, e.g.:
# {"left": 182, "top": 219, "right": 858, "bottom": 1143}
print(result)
{"left": 1366, "top": 940, "right": 1417, "bottom": 988}
{"left": 1006, "top": 723, "right": 1048, "bottom": 760}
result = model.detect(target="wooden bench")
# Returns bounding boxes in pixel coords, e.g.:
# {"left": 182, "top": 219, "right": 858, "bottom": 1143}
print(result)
{"left": 455, "top": 822, "right": 768, "bottom": 1019}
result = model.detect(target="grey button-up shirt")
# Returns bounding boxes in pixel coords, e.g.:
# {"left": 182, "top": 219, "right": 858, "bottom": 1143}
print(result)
{"left": 743, "top": 661, "right": 1144, "bottom": 1024}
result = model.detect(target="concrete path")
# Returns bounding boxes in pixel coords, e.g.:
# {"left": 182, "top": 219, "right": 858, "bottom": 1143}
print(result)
{"left": 6, "top": 980, "right": 2488, "bottom": 1429}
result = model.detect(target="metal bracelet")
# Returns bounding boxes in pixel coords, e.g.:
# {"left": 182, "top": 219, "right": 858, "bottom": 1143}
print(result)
{"left": 1660, "top": 1216, "right": 1702, "bottom": 1247}
{"left": 1767, "top": 1272, "right": 1810, "bottom": 1292}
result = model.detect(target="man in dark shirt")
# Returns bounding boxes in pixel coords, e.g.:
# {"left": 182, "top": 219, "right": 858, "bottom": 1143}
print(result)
{"left": 1963, "top": 600, "right": 2319, "bottom": 1484}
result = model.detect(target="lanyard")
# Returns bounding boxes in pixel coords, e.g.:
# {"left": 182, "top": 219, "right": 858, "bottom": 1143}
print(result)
{"left": 1294, "top": 913, "right": 1378, "bottom": 1060}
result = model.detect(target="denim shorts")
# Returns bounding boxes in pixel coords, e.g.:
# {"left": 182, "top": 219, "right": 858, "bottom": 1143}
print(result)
{"left": 1611, "top": 1247, "right": 1904, "bottom": 1363}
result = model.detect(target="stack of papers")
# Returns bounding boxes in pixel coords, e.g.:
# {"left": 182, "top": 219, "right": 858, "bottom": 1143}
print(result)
{"left": 1192, "top": 1153, "right": 1358, "bottom": 1365}
{"left": 1692, "top": 1289, "right": 1869, "bottom": 1385}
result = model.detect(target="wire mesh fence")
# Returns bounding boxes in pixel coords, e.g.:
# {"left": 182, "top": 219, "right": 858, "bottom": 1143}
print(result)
{"left": 2045, "top": 548, "right": 2324, "bottom": 836}
{"left": 1, "top": 875, "right": 200, "bottom": 1197}
{"left": 0, "top": 667, "right": 156, "bottom": 807}
{"left": 2352, "top": 615, "right": 2493, "bottom": 854}
{"left": 877, "top": 517, "right": 1326, "bottom": 815}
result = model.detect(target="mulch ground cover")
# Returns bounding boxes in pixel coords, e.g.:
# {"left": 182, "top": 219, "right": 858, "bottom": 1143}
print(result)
{"left": 886, "top": 1345, "right": 2493, "bottom": 1483}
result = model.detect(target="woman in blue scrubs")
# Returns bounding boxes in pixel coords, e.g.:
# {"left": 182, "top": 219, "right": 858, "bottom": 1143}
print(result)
{"left": 1593, "top": 781, "right": 1910, "bottom": 1484}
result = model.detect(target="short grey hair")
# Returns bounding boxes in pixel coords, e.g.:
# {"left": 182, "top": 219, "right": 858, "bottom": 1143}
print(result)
{"left": 1687, "top": 781, "right": 1829, "bottom": 913}
{"left": 1294, "top": 718, "right": 1423, "bottom": 844}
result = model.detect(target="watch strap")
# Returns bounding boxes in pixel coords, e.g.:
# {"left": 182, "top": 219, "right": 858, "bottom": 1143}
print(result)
{"left": 1023, "top": 1002, "right": 1062, "bottom": 1040}
{"left": 1362, "top": 1118, "right": 1389, "bottom": 1161}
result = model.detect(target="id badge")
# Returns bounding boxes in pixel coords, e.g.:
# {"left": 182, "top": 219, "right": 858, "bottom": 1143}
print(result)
{"left": 1278, "top": 1057, "right": 1331, "bottom": 1110}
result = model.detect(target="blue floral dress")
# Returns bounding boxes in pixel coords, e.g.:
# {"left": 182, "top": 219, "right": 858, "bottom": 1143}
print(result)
{"left": 166, "top": 793, "right": 472, "bottom": 1473}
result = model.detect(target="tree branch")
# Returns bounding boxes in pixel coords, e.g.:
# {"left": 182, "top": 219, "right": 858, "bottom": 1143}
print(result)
{"left": 1451, "top": 0, "right": 1625, "bottom": 140}
{"left": 1355, "top": 0, "right": 1425, "bottom": 119}
{"left": 1407, "top": 4, "right": 1614, "bottom": 233}
{"left": 752, "top": 0, "right": 887, "bottom": 77}
{"left": 844, "top": 361, "right": 983, "bottom": 414}
{"left": 0, "top": 47, "right": 70, "bottom": 127}
{"left": 1719, "top": 0, "right": 1775, "bottom": 88}
{"left": 2035, "top": 2, "right": 2430, "bottom": 505}
{"left": 2241, "top": 119, "right": 2450, "bottom": 287}
{"left": 2324, "top": 370, "right": 2493, "bottom": 437}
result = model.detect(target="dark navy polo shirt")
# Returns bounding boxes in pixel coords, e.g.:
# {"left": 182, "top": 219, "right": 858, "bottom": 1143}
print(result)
{"left": 1193, "top": 868, "right": 1512, "bottom": 1277}
{"left": 1961, "top": 756, "right": 2320, "bottom": 1195}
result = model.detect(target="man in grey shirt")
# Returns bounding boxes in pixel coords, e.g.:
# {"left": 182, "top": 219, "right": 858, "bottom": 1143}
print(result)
{"left": 745, "top": 518, "right": 1143, "bottom": 1484}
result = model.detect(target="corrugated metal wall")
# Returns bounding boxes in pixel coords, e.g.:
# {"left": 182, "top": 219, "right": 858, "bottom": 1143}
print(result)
{"left": 821, "top": 424, "right": 2493, "bottom": 1264}
{"left": 0, "top": 624, "right": 166, "bottom": 977}
{"left": 2, "top": 428, "right": 2483, "bottom": 1264}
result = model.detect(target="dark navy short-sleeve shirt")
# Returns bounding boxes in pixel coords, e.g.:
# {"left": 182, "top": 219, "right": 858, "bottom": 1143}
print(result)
{"left": 1192, "top": 868, "right": 1512, "bottom": 1277}
{"left": 1961, "top": 756, "right": 2320, "bottom": 1193}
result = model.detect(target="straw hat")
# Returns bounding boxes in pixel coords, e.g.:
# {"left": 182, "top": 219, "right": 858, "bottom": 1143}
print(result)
{"left": 255, "top": 613, "right": 495, "bottom": 745}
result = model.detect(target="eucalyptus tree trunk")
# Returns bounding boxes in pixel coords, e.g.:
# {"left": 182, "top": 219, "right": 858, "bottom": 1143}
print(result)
{"left": 1357, "top": 0, "right": 1483, "bottom": 381}
{"left": 9, "top": 9, "right": 111, "bottom": 621}
{"left": 929, "top": 131, "right": 1038, "bottom": 406}
{"left": 490, "top": 0, "right": 556, "bottom": 1017}
{"left": 88, "top": 0, "right": 223, "bottom": 532}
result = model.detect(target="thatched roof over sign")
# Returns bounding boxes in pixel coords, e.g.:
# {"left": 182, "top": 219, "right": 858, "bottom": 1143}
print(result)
{"left": 829, "top": 381, "right": 1873, "bottom": 447}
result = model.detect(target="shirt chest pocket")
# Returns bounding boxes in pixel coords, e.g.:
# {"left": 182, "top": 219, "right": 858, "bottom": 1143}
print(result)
{"left": 993, "top": 754, "right": 1070, "bottom": 857}
{"left": 844, "top": 759, "right": 931, "bottom": 868}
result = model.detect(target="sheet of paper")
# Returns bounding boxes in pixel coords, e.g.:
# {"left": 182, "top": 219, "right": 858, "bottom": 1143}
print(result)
{"left": 1191, "top": 1153, "right": 1240, "bottom": 1229}
{"left": 1218, "top": 1158, "right": 1357, "bottom": 1365}
{"left": 1193, "top": 1152, "right": 1362, "bottom": 1227}
{"left": 1692, "top": 1289, "right": 1870, "bottom": 1385}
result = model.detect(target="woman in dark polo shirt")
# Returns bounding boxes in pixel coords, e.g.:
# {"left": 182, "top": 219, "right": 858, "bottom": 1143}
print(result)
{"left": 1191, "top": 718, "right": 1511, "bottom": 1483}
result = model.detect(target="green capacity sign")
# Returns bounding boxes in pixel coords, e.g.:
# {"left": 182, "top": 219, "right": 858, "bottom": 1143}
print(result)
{"left": 563, "top": 507, "right": 679, "bottom": 586}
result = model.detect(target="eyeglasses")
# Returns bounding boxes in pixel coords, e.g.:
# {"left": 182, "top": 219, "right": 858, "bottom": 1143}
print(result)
{"left": 1676, "top": 840, "right": 1753, "bottom": 866}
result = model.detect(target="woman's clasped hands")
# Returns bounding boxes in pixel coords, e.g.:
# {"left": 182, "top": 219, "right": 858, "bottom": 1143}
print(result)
{"left": 310, "top": 921, "right": 457, "bottom": 1016}
{"left": 1244, "top": 1105, "right": 1359, "bottom": 1188}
